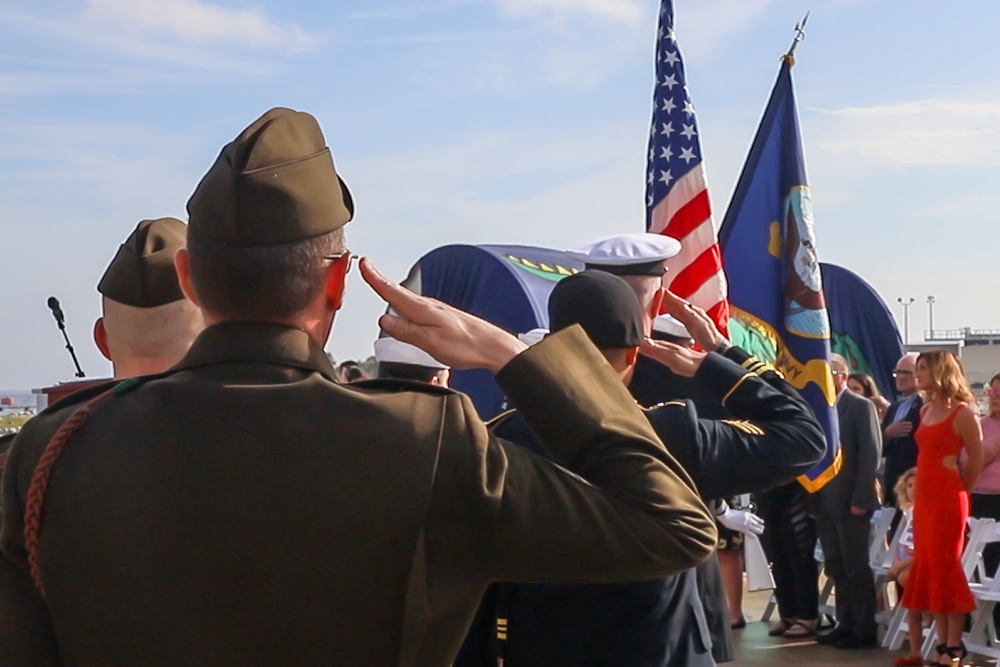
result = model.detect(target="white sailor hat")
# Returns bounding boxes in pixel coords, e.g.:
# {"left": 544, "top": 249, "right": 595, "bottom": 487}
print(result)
{"left": 517, "top": 328, "right": 549, "bottom": 346}
{"left": 652, "top": 314, "right": 691, "bottom": 339}
{"left": 373, "top": 337, "right": 449, "bottom": 369}
{"left": 566, "top": 233, "right": 681, "bottom": 276}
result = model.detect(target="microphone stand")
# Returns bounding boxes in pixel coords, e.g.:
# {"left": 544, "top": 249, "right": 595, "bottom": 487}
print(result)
{"left": 57, "top": 320, "right": 86, "bottom": 379}
{"left": 48, "top": 298, "right": 86, "bottom": 378}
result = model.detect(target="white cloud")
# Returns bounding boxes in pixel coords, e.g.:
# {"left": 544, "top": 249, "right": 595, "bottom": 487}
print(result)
{"left": 811, "top": 98, "right": 1000, "bottom": 166}
{"left": 494, "top": 0, "right": 643, "bottom": 25}
{"left": 82, "top": 0, "right": 317, "bottom": 54}
{"left": 672, "top": 0, "right": 776, "bottom": 61}
{"left": 325, "top": 120, "right": 647, "bottom": 360}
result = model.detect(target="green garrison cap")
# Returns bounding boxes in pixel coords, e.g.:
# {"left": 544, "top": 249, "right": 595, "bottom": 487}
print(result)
{"left": 97, "top": 217, "right": 187, "bottom": 307}
{"left": 186, "top": 107, "right": 354, "bottom": 247}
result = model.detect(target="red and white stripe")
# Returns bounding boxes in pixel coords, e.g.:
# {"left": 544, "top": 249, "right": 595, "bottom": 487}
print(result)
{"left": 648, "top": 165, "right": 729, "bottom": 334}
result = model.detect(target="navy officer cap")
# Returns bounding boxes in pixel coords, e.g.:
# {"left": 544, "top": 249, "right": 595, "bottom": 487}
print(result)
{"left": 566, "top": 232, "right": 681, "bottom": 277}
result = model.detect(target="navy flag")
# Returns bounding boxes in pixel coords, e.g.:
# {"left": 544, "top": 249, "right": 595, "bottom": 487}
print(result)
{"left": 719, "top": 57, "right": 840, "bottom": 492}
{"left": 821, "top": 263, "right": 905, "bottom": 399}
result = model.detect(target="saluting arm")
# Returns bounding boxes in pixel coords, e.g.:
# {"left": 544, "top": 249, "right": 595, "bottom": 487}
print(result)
{"left": 641, "top": 344, "right": 825, "bottom": 500}
{"left": 360, "top": 260, "right": 715, "bottom": 583}
{"left": 431, "top": 328, "right": 716, "bottom": 585}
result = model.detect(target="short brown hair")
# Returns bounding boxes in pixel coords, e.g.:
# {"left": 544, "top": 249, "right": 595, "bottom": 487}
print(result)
{"left": 188, "top": 229, "right": 344, "bottom": 321}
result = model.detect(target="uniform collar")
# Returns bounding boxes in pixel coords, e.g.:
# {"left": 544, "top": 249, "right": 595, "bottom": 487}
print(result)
{"left": 174, "top": 322, "right": 337, "bottom": 381}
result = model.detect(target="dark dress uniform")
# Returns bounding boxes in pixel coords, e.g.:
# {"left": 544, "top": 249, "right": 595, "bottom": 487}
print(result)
{"left": 630, "top": 354, "right": 727, "bottom": 419}
{"left": 629, "top": 350, "right": 730, "bottom": 664}
{"left": 0, "top": 431, "right": 14, "bottom": 471}
{"left": 0, "top": 325, "right": 717, "bottom": 667}
{"left": 487, "top": 348, "right": 826, "bottom": 667}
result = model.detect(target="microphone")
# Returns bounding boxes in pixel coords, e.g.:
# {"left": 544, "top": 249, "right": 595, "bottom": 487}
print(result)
{"left": 46, "top": 296, "right": 85, "bottom": 378}
{"left": 47, "top": 296, "right": 65, "bottom": 328}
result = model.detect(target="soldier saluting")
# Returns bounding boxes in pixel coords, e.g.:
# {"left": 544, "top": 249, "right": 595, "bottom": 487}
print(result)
{"left": 0, "top": 108, "right": 716, "bottom": 666}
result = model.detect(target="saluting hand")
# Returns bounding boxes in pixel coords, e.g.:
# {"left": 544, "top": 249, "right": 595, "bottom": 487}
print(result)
{"left": 360, "top": 258, "right": 527, "bottom": 372}
{"left": 640, "top": 338, "right": 707, "bottom": 377}
{"left": 659, "top": 289, "right": 728, "bottom": 352}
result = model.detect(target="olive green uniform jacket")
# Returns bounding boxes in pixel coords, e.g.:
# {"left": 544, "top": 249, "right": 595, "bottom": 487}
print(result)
{"left": 0, "top": 323, "right": 715, "bottom": 667}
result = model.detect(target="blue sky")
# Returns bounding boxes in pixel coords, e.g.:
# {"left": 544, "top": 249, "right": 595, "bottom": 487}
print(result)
{"left": 1, "top": 0, "right": 998, "bottom": 389}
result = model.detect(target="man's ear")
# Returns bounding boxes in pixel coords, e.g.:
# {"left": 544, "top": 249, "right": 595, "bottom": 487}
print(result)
{"left": 173, "top": 248, "right": 202, "bottom": 308}
{"left": 430, "top": 369, "right": 451, "bottom": 387}
{"left": 93, "top": 318, "right": 111, "bottom": 361}
{"left": 325, "top": 257, "right": 350, "bottom": 312}
{"left": 625, "top": 346, "right": 640, "bottom": 367}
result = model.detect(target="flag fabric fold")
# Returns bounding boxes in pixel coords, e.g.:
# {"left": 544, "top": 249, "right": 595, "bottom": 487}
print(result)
{"left": 645, "top": 0, "right": 728, "bottom": 334}
{"left": 719, "top": 58, "right": 841, "bottom": 492}
{"left": 821, "top": 262, "right": 905, "bottom": 399}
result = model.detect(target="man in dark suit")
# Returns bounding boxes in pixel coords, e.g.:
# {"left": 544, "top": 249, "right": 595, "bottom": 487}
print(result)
{"left": 488, "top": 271, "right": 825, "bottom": 667}
{"left": 0, "top": 108, "right": 717, "bottom": 666}
{"left": 814, "top": 354, "right": 883, "bottom": 649}
{"left": 882, "top": 352, "right": 922, "bottom": 509}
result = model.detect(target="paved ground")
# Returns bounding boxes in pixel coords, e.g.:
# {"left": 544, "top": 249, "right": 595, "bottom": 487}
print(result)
{"left": 732, "top": 589, "right": 996, "bottom": 666}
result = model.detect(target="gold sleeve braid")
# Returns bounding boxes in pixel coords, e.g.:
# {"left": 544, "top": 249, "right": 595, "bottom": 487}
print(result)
{"left": 739, "top": 356, "right": 784, "bottom": 379}
{"left": 720, "top": 419, "right": 766, "bottom": 436}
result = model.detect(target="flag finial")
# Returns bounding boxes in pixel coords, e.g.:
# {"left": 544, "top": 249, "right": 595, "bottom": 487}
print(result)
{"left": 783, "top": 11, "right": 810, "bottom": 67}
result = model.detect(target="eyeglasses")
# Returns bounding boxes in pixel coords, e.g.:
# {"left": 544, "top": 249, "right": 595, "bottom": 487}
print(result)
{"left": 323, "top": 251, "right": 358, "bottom": 273}
{"left": 892, "top": 370, "right": 914, "bottom": 378}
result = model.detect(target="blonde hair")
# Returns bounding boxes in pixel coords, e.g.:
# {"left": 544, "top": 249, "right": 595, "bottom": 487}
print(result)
{"left": 894, "top": 467, "right": 917, "bottom": 511}
{"left": 917, "top": 350, "right": 976, "bottom": 406}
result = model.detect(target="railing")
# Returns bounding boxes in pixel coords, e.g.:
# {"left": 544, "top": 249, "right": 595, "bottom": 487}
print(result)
{"left": 925, "top": 328, "right": 1000, "bottom": 341}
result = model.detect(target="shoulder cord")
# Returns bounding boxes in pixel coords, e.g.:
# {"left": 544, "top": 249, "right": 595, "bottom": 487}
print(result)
{"left": 24, "top": 386, "right": 119, "bottom": 596}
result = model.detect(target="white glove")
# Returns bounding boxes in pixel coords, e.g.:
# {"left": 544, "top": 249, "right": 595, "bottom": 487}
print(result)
{"left": 718, "top": 507, "right": 765, "bottom": 535}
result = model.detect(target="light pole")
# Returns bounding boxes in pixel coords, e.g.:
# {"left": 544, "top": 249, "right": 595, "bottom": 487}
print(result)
{"left": 927, "top": 295, "right": 936, "bottom": 339}
{"left": 897, "top": 297, "right": 915, "bottom": 344}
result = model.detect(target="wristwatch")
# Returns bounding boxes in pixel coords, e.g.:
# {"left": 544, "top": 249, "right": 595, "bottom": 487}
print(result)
{"left": 713, "top": 340, "right": 732, "bottom": 355}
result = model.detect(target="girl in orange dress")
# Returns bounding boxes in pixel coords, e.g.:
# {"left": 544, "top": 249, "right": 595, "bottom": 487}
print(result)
{"left": 900, "top": 350, "right": 983, "bottom": 666}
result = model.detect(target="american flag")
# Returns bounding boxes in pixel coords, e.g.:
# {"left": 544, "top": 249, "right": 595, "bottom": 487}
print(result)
{"left": 645, "top": 0, "right": 729, "bottom": 334}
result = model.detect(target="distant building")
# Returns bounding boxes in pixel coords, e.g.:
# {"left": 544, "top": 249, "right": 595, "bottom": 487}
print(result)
{"left": 907, "top": 328, "right": 1000, "bottom": 413}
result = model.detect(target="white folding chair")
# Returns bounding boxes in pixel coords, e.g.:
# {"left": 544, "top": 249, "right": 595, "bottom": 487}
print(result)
{"left": 761, "top": 507, "right": 900, "bottom": 622}
{"left": 870, "top": 507, "right": 897, "bottom": 569}
{"left": 881, "top": 510, "right": 914, "bottom": 649}
{"left": 882, "top": 516, "right": 993, "bottom": 656}
{"left": 914, "top": 517, "right": 992, "bottom": 658}
{"left": 964, "top": 520, "right": 1000, "bottom": 660}
{"left": 872, "top": 508, "right": 905, "bottom": 629}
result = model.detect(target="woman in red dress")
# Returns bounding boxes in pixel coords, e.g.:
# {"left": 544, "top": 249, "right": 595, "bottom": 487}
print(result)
{"left": 901, "top": 350, "right": 983, "bottom": 666}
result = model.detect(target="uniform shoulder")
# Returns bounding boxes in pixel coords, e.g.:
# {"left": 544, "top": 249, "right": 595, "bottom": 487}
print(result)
{"left": 349, "top": 377, "right": 456, "bottom": 397}
{"left": 640, "top": 400, "right": 688, "bottom": 412}
{"left": 485, "top": 408, "right": 519, "bottom": 429}
{"left": 33, "top": 379, "right": 121, "bottom": 422}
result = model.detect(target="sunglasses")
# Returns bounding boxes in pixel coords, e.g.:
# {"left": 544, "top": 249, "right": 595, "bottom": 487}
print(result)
{"left": 892, "top": 370, "right": 914, "bottom": 378}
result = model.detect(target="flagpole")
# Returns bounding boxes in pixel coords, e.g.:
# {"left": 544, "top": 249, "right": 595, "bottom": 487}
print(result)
{"left": 783, "top": 12, "right": 809, "bottom": 66}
